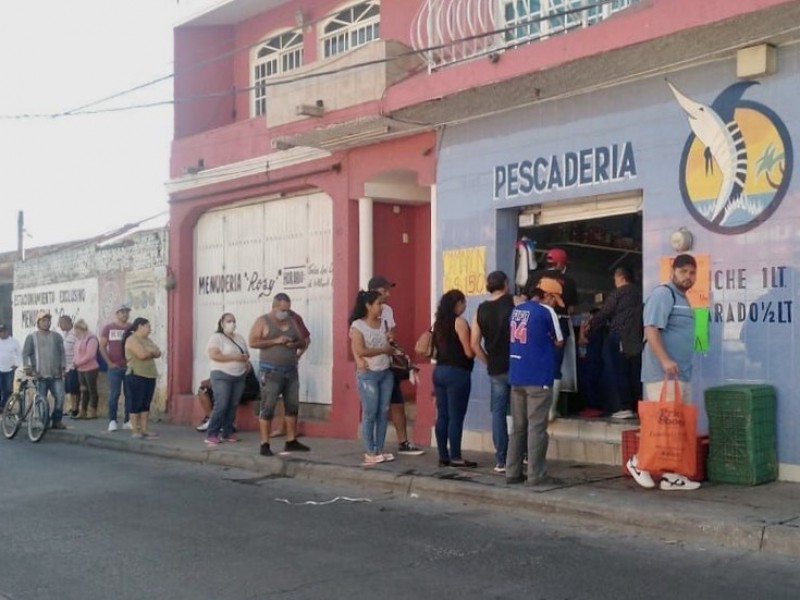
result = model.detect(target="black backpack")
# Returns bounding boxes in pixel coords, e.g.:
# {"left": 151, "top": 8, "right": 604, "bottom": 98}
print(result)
{"left": 622, "top": 285, "right": 676, "bottom": 358}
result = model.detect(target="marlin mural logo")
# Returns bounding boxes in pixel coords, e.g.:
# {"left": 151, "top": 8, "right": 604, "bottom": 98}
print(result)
{"left": 670, "top": 80, "right": 793, "bottom": 234}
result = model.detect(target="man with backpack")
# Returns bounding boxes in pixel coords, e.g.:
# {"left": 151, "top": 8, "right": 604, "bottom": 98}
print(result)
{"left": 627, "top": 254, "right": 700, "bottom": 491}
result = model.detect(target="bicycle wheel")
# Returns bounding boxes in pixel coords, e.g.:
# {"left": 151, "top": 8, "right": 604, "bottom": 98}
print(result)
{"left": 28, "top": 394, "right": 49, "bottom": 443}
{"left": 2, "top": 394, "right": 22, "bottom": 439}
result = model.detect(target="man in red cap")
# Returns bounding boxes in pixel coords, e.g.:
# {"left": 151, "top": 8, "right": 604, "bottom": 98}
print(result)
{"left": 527, "top": 248, "right": 578, "bottom": 421}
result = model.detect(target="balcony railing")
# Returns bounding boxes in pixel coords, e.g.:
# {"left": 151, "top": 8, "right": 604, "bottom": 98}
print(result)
{"left": 411, "top": 0, "right": 642, "bottom": 71}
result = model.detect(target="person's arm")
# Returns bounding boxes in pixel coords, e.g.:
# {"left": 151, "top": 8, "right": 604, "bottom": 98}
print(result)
{"left": 22, "top": 335, "right": 34, "bottom": 371}
{"left": 644, "top": 325, "right": 677, "bottom": 377}
{"left": 12, "top": 339, "right": 22, "bottom": 368}
{"left": 147, "top": 339, "right": 162, "bottom": 359}
{"left": 126, "top": 337, "right": 154, "bottom": 361}
{"left": 589, "top": 288, "right": 618, "bottom": 330}
{"left": 455, "top": 317, "right": 475, "bottom": 358}
{"left": 547, "top": 306, "right": 565, "bottom": 348}
{"left": 98, "top": 327, "right": 114, "bottom": 367}
{"left": 350, "top": 326, "right": 392, "bottom": 360}
{"left": 470, "top": 313, "right": 488, "bottom": 366}
{"left": 57, "top": 334, "right": 66, "bottom": 374}
{"left": 288, "top": 313, "right": 310, "bottom": 357}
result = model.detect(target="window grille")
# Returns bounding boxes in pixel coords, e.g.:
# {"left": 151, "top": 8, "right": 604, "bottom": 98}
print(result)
{"left": 322, "top": 1, "right": 380, "bottom": 59}
{"left": 252, "top": 30, "right": 303, "bottom": 117}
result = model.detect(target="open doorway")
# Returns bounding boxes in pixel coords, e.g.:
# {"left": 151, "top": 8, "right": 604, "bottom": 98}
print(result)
{"left": 515, "top": 193, "right": 643, "bottom": 419}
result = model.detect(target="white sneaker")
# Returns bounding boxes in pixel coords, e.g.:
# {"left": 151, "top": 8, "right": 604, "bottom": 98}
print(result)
{"left": 660, "top": 473, "right": 701, "bottom": 491}
{"left": 611, "top": 410, "right": 636, "bottom": 420}
{"left": 108, "top": 420, "right": 118, "bottom": 432}
{"left": 195, "top": 417, "right": 210, "bottom": 432}
{"left": 122, "top": 421, "right": 133, "bottom": 430}
{"left": 626, "top": 456, "right": 655, "bottom": 489}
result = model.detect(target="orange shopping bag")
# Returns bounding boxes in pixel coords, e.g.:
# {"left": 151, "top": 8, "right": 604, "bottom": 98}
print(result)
{"left": 637, "top": 378, "right": 698, "bottom": 477}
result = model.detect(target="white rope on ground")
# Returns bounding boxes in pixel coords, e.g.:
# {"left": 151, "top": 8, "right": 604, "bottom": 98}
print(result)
{"left": 274, "top": 496, "right": 372, "bottom": 506}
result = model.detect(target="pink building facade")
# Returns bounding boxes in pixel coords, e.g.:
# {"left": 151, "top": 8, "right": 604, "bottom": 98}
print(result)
{"left": 169, "top": 1, "right": 800, "bottom": 475}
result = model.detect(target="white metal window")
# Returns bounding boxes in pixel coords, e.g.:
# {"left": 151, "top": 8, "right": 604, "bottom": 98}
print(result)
{"left": 322, "top": 1, "right": 380, "bottom": 59}
{"left": 503, "top": 0, "right": 640, "bottom": 44}
{"left": 252, "top": 30, "right": 303, "bottom": 117}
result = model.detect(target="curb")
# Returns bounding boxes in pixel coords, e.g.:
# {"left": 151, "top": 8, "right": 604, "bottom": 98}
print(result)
{"left": 47, "top": 430, "right": 799, "bottom": 557}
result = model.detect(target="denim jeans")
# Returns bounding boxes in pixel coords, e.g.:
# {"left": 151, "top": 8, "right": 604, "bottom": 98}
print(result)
{"left": 258, "top": 365, "right": 300, "bottom": 420}
{"left": 433, "top": 365, "right": 472, "bottom": 462}
{"left": 602, "top": 331, "right": 641, "bottom": 413}
{"left": 37, "top": 377, "right": 65, "bottom": 423}
{"left": 107, "top": 366, "right": 131, "bottom": 423}
{"left": 0, "top": 369, "right": 14, "bottom": 409}
{"left": 506, "top": 385, "right": 551, "bottom": 482}
{"left": 208, "top": 370, "right": 246, "bottom": 439}
{"left": 489, "top": 373, "right": 510, "bottom": 466}
{"left": 356, "top": 369, "right": 393, "bottom": 454}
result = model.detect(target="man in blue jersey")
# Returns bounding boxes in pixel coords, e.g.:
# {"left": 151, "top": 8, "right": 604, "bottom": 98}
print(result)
{"left": 506, "top": 278, "right": 564, "bottom": 485}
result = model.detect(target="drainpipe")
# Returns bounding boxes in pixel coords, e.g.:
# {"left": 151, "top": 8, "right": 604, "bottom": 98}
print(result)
{"left": 17, "top": 211, "right": 24, "bottom": 261}
{"left": 358, "top": 197, "right": 373, "bottom": 290}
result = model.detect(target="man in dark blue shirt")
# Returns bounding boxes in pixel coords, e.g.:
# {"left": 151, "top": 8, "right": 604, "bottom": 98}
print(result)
{"left": 506, "top": 278, "right": 564, "bottom": 485}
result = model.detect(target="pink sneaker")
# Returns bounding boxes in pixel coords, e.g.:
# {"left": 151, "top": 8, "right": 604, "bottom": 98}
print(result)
{"left": 221, "top": 434, "right": 239, "bottom": 443}
{"left": 205, "top": 436, "right": 220, "bottom": 446}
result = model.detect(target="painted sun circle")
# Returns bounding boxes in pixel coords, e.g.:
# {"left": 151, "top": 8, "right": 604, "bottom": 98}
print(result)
{"left": 679, "top": 100, "right": 793, "bottom": 235}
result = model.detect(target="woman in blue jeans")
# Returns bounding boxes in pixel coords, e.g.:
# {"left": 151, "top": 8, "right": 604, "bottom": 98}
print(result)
{"left": 349, "top": 290, "right": 395, "bottom": 466}
{"left": 433, "top": 289, "right": 476, "bottom": 467}
{"left": 205, "top": 312, "right": 251, "bottom": 445}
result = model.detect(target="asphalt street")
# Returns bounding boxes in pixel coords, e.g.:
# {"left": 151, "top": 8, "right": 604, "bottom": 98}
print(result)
{"left": 1, "top": 441, "right": 798, "bottom": 600}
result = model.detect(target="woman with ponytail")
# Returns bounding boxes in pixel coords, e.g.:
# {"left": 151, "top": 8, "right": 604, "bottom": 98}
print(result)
{"left": 349, "top": 290, "right": 396, "bottom": 465}
{"left": 432, "top": 289, "right": 476, "bottom": 467}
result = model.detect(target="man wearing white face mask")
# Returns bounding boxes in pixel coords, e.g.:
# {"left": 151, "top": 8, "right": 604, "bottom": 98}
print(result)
{"left": 249, "top": 293, "right": 310, "bottom": 456}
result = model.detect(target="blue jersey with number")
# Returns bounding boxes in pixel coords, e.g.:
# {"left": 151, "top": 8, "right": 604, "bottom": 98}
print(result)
{"left": 508, "top": 300, "right": 561, "bottom": 387}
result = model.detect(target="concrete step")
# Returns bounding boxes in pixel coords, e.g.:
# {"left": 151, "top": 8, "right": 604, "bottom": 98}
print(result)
{"left": 453, "top": 418, "right": 640, "bottom": 467}
{"left": 547, "top": 418, "right": 639, "bottom": 466}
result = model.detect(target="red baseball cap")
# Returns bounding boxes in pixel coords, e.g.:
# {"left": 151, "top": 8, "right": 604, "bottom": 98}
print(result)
{"left": 545, "top": 248, "right": 568, "bottom": 266}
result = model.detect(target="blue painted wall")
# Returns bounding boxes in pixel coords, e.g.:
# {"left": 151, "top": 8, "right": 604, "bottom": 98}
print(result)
{"left": 436, "top": 47, "right": 800, "bottom": 469}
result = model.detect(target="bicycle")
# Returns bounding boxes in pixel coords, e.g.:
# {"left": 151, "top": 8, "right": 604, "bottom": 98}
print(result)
{"left": 1, "top": 375, "right": 49, "bottom": 442}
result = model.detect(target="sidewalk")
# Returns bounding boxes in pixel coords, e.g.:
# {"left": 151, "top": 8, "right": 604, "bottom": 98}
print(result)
{"left": 45, "top": 417, "right": 800, "bottom": 557}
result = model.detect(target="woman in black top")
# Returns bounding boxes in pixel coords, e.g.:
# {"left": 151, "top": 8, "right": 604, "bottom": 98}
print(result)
{"left": 432, "top": 289, "right": 476, "bottom": 467}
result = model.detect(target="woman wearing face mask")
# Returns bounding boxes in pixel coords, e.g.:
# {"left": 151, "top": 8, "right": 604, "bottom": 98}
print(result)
{"left": 205, "top": 313, "right": 251, "bottom": 445}
{"left": 432, "top": 289, "right": 476, "bottom": 468}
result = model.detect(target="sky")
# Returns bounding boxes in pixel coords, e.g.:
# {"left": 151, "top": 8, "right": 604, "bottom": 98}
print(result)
{"left": 0, "top": 0, "right": 180, "bottom": 254}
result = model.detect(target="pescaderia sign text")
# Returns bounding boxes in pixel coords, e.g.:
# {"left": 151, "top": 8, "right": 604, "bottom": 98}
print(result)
{"left": 493, "top": 141, "right": 637, "bottom": 201}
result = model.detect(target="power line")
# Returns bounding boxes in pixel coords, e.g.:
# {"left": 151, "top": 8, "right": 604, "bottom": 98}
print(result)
{"left": 0, "top": 0, "right": 618, "bottom": 120}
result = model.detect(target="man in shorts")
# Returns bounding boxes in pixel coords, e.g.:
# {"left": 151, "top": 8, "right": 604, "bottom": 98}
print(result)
{"left": 627, "top": 254, "right": 700, "bottom": 492}
{"left": 249, "top": 293, "right": 311, "bottom": 457}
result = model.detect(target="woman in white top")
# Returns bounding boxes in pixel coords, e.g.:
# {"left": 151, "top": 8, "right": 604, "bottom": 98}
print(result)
{"left": 205, "top": 313, "right": 251, "bottom": 445}
{"left": 349, "top": 290, "right": 396, "bottom": 465}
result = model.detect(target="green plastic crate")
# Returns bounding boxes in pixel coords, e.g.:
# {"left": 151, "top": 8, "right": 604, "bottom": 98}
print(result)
{"left": 704, "top": 384, "right": 778, "bottom": 485}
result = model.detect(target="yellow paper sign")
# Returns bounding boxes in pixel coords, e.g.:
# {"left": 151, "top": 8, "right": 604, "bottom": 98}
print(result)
{"left": 659, "top": 254, "right": 710, "bottom": 307}
{"left": 443, "top": 246, "right": 486, "bottom": 296}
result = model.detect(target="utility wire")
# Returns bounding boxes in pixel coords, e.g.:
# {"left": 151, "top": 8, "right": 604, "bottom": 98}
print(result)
{"left": 0, "top": 0, "right": 618, "bottom": 120}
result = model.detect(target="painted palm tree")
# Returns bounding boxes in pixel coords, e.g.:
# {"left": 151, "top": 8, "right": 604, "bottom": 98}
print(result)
{"left": 756, "top": 143, "right": 785, "bottom": 190}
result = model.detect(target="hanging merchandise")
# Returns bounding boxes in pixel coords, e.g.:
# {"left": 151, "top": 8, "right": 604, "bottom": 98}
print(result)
{"left": 515, "top": 237, "right": 537, "bottom": 288}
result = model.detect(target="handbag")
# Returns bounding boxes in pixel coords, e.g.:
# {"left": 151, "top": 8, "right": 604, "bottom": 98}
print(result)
{"left": 389, "top": 342, "right": 415, "bottom": 381}
{"left": 241, "top": 367, "right": 261, "bottom": 402}
{"left": 414, "top": 328, "right": 435, "bottom": 359}
{"left": 637, "top": 377, "right": 698, "bottom": 476}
